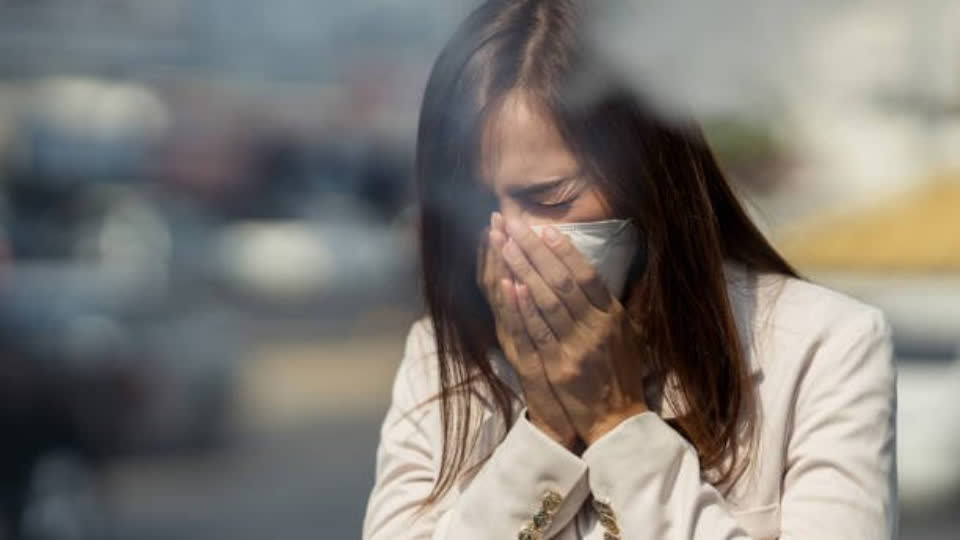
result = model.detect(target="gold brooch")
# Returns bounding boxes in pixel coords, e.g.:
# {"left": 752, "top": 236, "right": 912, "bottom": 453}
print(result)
{"left": 592, "top": 497, "right": 621, "bottom": 539}
{"left": 517, "top": 489, "right": 563, "bottom": 540}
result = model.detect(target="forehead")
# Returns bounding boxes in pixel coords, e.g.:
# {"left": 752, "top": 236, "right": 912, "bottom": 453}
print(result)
{"left": 479, "top": 92, "right": 580, "bottom": 192}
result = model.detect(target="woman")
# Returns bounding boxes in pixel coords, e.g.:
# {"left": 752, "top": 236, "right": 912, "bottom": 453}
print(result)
{"left": 362, "top": 1, "right": 897, "bottom": 539}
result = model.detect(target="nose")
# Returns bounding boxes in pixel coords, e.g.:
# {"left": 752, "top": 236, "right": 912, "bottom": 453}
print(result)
{"left": 496, "top": 204, "right": 536, "bottom": 228}
{"left": 497, "top": 201, "right": 524, "bottom": 224}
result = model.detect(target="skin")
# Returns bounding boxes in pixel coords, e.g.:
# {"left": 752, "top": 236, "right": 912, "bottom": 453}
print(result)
{"left": 476, "top": 92, "right": 650, "bottom": 454}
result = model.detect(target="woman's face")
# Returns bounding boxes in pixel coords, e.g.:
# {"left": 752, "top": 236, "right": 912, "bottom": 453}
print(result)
{"left": 479, "top": 92, "right": 612, "bottom": 226}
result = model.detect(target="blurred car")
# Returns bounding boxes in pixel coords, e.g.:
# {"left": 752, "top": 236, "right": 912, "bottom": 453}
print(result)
{"left": 214, "top": 203, "right": 418, "bottom": 311}
{"left": 896, "top": 336, "right": 960, "bottom": 513}
{"left": 0, "top": 262, "right": 241, "bottom": 538}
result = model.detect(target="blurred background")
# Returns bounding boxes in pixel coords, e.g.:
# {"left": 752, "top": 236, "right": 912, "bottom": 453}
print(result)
{"left": 0, "top": 1, "right": 956, "bottom": 539}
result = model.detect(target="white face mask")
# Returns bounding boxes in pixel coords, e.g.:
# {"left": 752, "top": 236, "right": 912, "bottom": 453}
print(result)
{"left": 530, "top": 218, "right": 641, "bottom": 300}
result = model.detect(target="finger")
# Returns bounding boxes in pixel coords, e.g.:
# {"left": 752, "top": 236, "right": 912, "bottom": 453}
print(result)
{"left": 480, "top": 213, "right": 505, "bottom": 302}
{"left": 498, "top": 278, "right": 536, "bottom": 357}
{"left": 476, "top": 224, "right": 491, "bottom": 290}
{"left": 492, "top": 211, "right": 506, "bottom": 233}
{"left": 490, "top": 229, "right": 510, "bottom": 289}
{"left": 502, "top": 236, "right": 576, "bottom": 338}
{"left": 539, "top": 224, "right": 614, "bottom": 312}
{"left": 492, "top": 213, "right": 515, "bottom": 281}
{"left": 505, "top": 218, "right": 595, "bottom": 320}
{"left": 515, "top": 282, "right": 561, "bottom": 352}
{"left": 491, "top": 212, "right": 513, "bottom": 286}
{"left": 489, "top": 236, "right": 512, "bottom": 330}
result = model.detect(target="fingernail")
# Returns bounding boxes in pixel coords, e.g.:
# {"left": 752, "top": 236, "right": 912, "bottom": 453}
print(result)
{"left": 503, "top": 238, "right": 521, "bottom": 261}
{"left": 492, "top": 212, "right": 503, "bottom": 230}
{"left": 543, "top": 225, "right": 561, "bottom": 245}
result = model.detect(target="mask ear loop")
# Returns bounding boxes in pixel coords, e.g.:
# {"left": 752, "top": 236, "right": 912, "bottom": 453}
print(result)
{"left": 610, "top": 217, "right": 634, "bottom": 237}
{"left": 593, "top": 217, "right": 637, "bottom": 268}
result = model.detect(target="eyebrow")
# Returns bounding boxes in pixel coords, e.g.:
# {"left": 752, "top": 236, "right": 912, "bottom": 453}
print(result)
{"left": 504, "top": 175, "right": 580, "bottom": 198}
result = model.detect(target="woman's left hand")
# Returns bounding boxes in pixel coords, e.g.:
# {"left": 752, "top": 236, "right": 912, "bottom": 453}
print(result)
{"left": 497, "top": 215, "right": 651, "bottom": 446}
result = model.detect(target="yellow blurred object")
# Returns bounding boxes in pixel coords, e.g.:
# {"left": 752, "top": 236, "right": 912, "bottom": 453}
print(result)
{"left": 776, "top": 174, "right": 960, "bottom": 272}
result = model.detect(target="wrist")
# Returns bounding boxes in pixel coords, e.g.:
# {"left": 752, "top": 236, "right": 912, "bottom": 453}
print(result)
{"left": 525, "top": 410, "right": 579, "bottom": 451}
{"left": 583, "top": 402, "right": 650, "bottom": 446}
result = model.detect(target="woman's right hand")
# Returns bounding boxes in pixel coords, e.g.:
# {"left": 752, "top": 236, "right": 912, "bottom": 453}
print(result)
{"left": 477, "top": 212, "right": 580, "bottom": 451}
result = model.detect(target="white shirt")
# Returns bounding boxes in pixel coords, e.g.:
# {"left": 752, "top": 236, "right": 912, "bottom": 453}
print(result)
{"left": 361, "top": 260, "right": 898, "bottom": 539}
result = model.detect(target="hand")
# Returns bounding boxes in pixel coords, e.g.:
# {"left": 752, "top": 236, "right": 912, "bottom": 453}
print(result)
{"left": 477, "top": 212, "right": 580, "bottom": 450}
{"left": 497, "top": 215, "right": 650, "bottom": 446}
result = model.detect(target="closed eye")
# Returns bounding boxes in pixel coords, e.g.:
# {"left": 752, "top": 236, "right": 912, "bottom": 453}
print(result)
{"left": 530, "top": 182, "right": 584, "bottom": 210}
{"left": 536, "top": 199, "right": 573, "bottom": 208}
{"left": 521, "top": 197, "right": 576, "bottom": 215}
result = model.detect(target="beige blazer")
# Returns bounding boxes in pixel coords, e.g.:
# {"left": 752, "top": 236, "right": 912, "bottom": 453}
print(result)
{"left": 362, "top": 260, "right": 898, "bottom": 539}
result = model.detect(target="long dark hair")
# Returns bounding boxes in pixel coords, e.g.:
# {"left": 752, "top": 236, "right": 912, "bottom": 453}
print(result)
{"left": 414, "top": 0, "right": 798, "bottom": 511}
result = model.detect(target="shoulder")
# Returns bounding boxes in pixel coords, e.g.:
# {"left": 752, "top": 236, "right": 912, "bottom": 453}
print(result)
{"left": 397, "top": 315, "right": 519, "bottom": 413}
{"left": 389, "top": 315, "right": 441, "bottom": 410}
{"left": 769, "top": 272, "right": 891, "bottom": 345}
{"left": 730, "top": 263, "right": 893, "bottom": 384}
{"left": 775, "top": 272, "right": 884, "bottom": 320}
{"left": 404, "top": 314, "right": 438, "bottom": 361}
{"left": 776, "top": 275, "right": 894, "bottom": 395}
